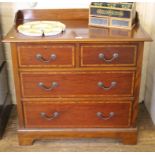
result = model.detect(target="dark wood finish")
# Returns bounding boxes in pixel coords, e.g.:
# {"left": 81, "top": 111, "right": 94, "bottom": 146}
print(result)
{"left": 17, "top": 44, "right": 75, "bottom": 68}
{"left": 3, "top": 9, "right": 152, "bottom": 145}
{"left": 20, "top": 71, "right": 135, "bottom": 97}
{"left": 80, "top": 43, "right": 137, "bottom": 67}
{"left": 23, "top": 101, "right": 131, "bottom": 128}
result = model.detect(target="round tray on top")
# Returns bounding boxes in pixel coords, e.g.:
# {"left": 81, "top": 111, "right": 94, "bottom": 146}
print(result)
{"left": 17, "top": 21, "right": 66, "bottom": 36}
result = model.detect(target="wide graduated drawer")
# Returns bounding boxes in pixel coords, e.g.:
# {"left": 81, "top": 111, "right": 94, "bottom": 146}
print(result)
{"left": 17, "top": 44, "right": 75, "bottom": 67}
{"left": 23, "top": 101, "right": 132, "bottom": 128}
{"left": 80, "top": 44, "right": 137, "bottom": 67}
{"left": 20, "top": 71, "right": 135, "bottom": 98}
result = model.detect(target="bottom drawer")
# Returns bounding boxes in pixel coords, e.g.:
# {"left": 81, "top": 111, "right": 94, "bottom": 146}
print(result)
{"left": 23, "top": 101, "right": 132, "bottom": 128}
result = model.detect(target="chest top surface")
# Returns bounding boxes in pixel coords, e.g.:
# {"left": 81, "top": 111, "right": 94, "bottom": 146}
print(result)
{"left": 3, "top": 9, "right": 151, "bottom": 43}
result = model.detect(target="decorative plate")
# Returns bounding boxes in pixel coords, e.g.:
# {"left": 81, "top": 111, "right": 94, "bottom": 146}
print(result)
{"left": 17, "top": 21, "right": 66, "bottom": 36}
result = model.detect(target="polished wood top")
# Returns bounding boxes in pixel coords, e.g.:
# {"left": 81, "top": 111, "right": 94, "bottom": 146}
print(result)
{"left": 3, "top": 9, "right": 152, "bottom": 43}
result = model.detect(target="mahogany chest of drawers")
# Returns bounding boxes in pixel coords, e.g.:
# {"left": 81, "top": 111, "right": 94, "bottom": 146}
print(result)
{"left": 4, "top": 9, "right": 151, "bottom": 145}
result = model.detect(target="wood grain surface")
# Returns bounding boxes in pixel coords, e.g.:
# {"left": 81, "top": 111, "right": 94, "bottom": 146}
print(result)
{"left": 17, "top": 44, "right": 75, "bottom": 67}
{"left": 80, "top": 44, "right": 137, "bottom": 67}
{"left": 3, "top": 10, "right": 152, "bottom": 43}
{"left": 23, "top": 101, "right": 131, "bottom": 128}
{"left": 4, "top": 9, "right": 152, "bottom": 145}
{"left": 20, "top": 71, "right": 135, "bottom": 97}
{"left": 0, "top": 103, "right": 155, "bottom": 151}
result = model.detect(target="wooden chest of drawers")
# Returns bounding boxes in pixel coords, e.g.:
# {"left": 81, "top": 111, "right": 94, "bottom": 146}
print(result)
{"left": 4, "top": 9, "right": 151, "bottom": 145}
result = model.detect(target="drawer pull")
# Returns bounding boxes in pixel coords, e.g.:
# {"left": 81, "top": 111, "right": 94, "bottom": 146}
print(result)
{"left": 98, "top": 81, "right": 117, "bottom": 91}
{"left": 40, "top": 112, "right": 60, "bottom": 120}
{"left": 38, "top": 81, "right": 58, "bottom": 91}
{"left": 96, "top": 112, "right": 115, "bottom": 120}
{"left": 36, "top": 53, "right": 56, "bottom": 63}
{"left": 98, "top": 53, "right": 118, "bottom": 62}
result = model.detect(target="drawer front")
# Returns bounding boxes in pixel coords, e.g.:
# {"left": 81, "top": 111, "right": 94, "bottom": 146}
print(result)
{"left": 20, "top": 71, "right": 135, "bottom": 98}
{"left": 17, "top": 44, "right": 75, "bottom": 67}
{"left": 80, "top": 44, "right": 137, "bottom": 67}
{"left": 23, "top": 101, "right": 132, "bottom": 128}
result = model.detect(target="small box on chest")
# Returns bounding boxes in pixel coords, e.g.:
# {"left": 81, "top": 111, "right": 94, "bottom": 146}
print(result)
{"left": 89, "top": 2, "right": 136, "bottom": 29}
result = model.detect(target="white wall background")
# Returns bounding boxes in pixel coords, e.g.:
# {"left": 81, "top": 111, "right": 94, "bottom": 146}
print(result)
{"left": 0, "top": 1, "right": 155, "bottom": 123}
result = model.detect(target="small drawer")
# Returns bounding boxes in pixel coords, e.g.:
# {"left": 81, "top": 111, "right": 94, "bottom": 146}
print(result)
{"left": 17, "top": 44, "right": 75, "bottom": 67}
{"left": 20, "top": 71, "right": 135, "bottom": 98}
{"left": 80, "top": 44, "right": 137, "bottom": 67}
{"left": 23, "top": 101, "right": 132, "bottom": 128}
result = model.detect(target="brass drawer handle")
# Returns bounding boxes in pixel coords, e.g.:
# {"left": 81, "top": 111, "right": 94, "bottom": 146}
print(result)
{"left": 40, "top": 112, "right": 60, "bottom": 121}
{"left": 36, "top": 53, "right": 56, "bottom": 63}
{"left": 38, "top": 81, "right": 58, "bottom": 91}
{"left": 98, "top": 81, "right": 117, "bottom": 91}
{"left": 98, "top": 53, "right": 118, "bottom": 62}
{"left": 96, "top": 112, "right": 115, "bottom": 120}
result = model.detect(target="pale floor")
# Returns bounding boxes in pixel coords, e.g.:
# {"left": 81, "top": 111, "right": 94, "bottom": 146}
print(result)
{"left": 0, "top": 103, "right": 155, "bottom": 152}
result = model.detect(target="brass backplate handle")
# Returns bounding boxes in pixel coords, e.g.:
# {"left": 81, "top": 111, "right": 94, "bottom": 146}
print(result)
{"left": 38, "top": 81, "right": 58, "bottom": 91}
{"left": 98, "top": 81, "right": 117, "bottom": 91}
{"left": 40, "top": 111, "right": 60, "bottom": 121}
{"left": 98, "top": 53, "right": 119, "bottom": 62}
{"left": 36, "top": 53, "right": 56, "bottom": 63}
{"left": 96, "top": 112, "right": 115, "bottom": 120}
